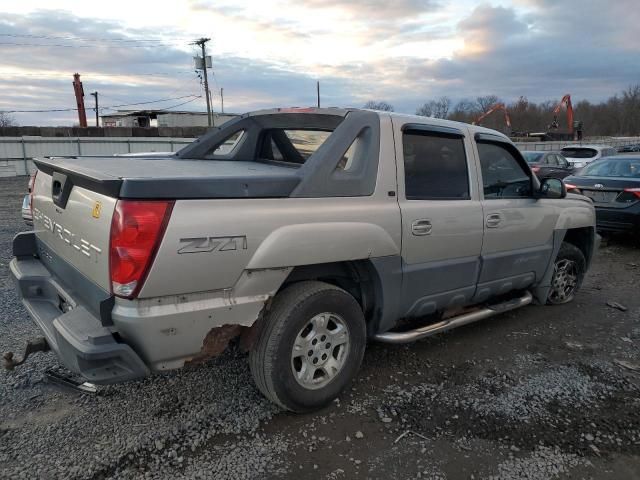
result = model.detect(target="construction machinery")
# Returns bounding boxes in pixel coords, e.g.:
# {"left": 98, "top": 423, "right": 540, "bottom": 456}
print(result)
{"left": 472, "top": 103, "right": 511, "bottom": 133}
{"left": 547, "top": 94, "right": 583, "bottom": 141}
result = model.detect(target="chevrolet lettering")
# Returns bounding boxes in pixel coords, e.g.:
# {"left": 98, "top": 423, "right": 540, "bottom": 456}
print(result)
{"left": 32, "top": 207, "right": 102, "bottom": 262}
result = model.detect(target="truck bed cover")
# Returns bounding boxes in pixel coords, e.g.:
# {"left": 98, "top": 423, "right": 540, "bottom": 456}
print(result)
{"left": 34, "top": 156, "right": 301, "bottom": 199}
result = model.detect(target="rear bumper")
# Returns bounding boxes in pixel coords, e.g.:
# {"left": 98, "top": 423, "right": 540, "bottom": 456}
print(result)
{"left": 11, "top": 232, "right": 289, "bottom": 378}
{"left": 10, "top": 233, "right": 149, "bottom": 384}
{"left": 595, "top": 204, "right": 640, "bottom": 233}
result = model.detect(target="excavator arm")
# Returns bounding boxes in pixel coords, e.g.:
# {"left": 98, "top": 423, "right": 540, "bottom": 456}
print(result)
{"left": 472, "top": 103, "right": 512, "bottom": 129}
{"left": 551, "top": 94, "right": 573, "bottom": 134}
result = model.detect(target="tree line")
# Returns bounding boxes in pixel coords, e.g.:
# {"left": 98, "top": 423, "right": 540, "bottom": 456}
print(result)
{"left": 363, "top": 85, "right": 640, "bottom": 137}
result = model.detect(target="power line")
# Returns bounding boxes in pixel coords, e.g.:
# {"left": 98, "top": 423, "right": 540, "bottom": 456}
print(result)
{"left": 0, "top": 33, "right": 190, "bottom": 43}
{"left": 0, "top": 41, "right": 179, "bottom": 49}
{"left": 0, "top": 71, "right": 195, "bottom": 78}
{"left": 106, "top": 95, "right": 200, "bottom": 109}
{"left": 0, "top": 94, "right": 201, "bottom": 113}
{"left": 149, "top": 96, "right": 203, "bottom": 111}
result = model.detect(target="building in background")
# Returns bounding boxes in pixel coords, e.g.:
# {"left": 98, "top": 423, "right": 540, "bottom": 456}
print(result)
{"left": 101, "top": 110, "right": 236, "bottom": 128}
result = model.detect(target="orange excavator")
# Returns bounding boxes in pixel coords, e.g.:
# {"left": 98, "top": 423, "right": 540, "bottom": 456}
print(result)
{"left": 548, "top": 94, "right": 582, "bottom": 140}
{"left": 472, "top": 103, "right": 511, "bottom": 132}
{"left": 549, "top": 94, "right": 573, "bottom": 132}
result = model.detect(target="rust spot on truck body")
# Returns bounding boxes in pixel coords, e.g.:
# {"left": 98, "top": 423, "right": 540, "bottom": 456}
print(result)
{"left": 187, "top": 324, "right": 243, "bottom": 365}
{"left": 186, "top": 298, "right": 273, "bottom": 365}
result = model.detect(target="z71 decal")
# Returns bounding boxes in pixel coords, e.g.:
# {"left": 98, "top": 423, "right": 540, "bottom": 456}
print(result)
{"left": 178, "top": 236, "right": 248, "bottom": 254}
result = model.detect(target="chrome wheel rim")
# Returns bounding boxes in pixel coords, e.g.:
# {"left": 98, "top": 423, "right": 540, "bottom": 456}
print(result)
{"left": 291, "top": 312, "right": 350, "bottom": 390}
{"left": 548, "top": 258, "right": 579, "bottom": 304}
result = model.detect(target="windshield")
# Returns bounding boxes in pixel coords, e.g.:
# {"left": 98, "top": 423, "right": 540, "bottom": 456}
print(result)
{"left": 561, "top": 147, "right": 597, "bottom": 159}
{"left": 582, "top": 159, "right": 640, "bottom": 177}
{"left": 522, "top": 152, "right": 544, "bottom": 163}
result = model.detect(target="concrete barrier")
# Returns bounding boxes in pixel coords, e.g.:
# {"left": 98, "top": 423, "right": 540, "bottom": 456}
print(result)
{"left": 514, "top": 137, "right": 640, "bottom": 151}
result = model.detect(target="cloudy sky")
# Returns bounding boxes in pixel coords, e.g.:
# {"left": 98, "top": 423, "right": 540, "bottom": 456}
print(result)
{"left": 1, "top": 0, "right": 638, "bottom": 125}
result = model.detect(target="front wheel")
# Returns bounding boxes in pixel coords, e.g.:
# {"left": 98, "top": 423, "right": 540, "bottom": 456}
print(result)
{"left": 546, "top": 242, "right": 586, "bottom": 305}
{"left": 249, "top": 281, "right": 366, "bottom": 412}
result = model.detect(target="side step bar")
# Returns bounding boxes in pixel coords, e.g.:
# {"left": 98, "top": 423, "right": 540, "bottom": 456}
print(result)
{"left": 373, "top": 291, "right": 533, "bottom": 344}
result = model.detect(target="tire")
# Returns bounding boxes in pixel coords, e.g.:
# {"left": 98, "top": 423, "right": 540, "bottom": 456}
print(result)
{"left": 249, "top": 281, "right": 366, "bottom": 412}
{"left": 546, "top": 242, "right": 586, "bottom": 305}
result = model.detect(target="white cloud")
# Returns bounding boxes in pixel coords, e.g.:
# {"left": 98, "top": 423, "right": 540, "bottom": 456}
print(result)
{"left": 0, "top": 1, "right": 638, "bottom": 125}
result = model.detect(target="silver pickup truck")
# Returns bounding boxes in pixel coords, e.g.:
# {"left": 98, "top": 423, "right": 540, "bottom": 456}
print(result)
{"left": 9, "top": 107, "right": 597, "bottom": 412}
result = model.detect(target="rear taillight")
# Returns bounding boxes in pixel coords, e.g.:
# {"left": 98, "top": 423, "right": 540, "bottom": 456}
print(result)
{"left": 109, "top": 200, "right": 173, "bottom": 299}
{"left": 617, "top": 188, "right": 640, "bottom": 203}
{"left": 28, "top": 171, "right": 37, "bottom": 214}
{"left": 564, "top": 182, "right": 580, "bottom": 193}
{"left": 531, "top": 166, "right": 541, "bottom": 173}
{"left": 624, "top": 188, "right": 640, "bottom": 199}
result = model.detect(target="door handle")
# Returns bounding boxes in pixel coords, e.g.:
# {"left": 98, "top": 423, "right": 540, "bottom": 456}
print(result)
{"left": 411, "top": 219, "right": 432, "bottom": 236}
{"left": 485, "top": 213, "right": 502, "bottom": 228}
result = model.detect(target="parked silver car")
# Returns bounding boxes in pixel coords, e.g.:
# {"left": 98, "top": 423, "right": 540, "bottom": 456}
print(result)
{"left": 561, "top": 145, "right": 617, "bottom": 169}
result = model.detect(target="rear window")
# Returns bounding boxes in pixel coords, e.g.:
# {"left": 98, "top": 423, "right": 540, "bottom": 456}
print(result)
{"left": 582, "top": 159, "right": 640, "bottom": 178}
{"left": 522, "top": 152, "right": 543, "bottom": 163}
{"left": 561, "top": 147, "right": 597, "bottom": 159}
{"left": 259, "top": 129, "right": 332, "bottom": 165}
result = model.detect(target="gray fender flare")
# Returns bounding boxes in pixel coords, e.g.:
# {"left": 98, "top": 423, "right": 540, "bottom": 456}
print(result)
{"left": 532, "top": 206, "right": 597, "bottom": 304}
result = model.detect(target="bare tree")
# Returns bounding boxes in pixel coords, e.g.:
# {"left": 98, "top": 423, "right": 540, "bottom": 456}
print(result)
{"left": 0, "top": 112, "right": 16, "bottom": 127}
{"left": 476, "top": 95, "right": 500, "bottom": 113}
{"left": 434, "top": 96, "right": 451, "bottom": 118}
{"left": 414, "top": 85, "right": 640, "bottom": 136}
{"left": 415, "top": 97, "right": 451, "bottom": 119}
{"left": 415, "top": 102, "right": 433, "bottom": 117}
{"left": 448, "top": 98, "right": 478, "bottom": 122}
{"left": 363, "top": 101, "right": 394, "bottom": 112}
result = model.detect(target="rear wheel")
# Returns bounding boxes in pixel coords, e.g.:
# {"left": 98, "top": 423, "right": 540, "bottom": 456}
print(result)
{"left": 249, "top": 281, "right": 366, "bottom": 412}
{"left": 546, "top": 242, "right": 586, "bottom": 305}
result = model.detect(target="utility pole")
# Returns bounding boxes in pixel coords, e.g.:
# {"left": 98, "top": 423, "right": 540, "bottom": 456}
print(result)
{"left": 193, "top": 37, "right": 212, "bottom": 127}
{"left": 220, "top": 88, "right": 224, "bottom": 113}
{"left": 316, "top": 81, "right": 320, "bottom": 108}
{"left": 90, "top": 91, "right": 99, "bottom": 127}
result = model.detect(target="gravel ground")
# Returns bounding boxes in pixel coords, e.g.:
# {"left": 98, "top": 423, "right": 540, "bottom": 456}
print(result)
{"left": 1, "top": 176, "right": 640, "bottom": 479}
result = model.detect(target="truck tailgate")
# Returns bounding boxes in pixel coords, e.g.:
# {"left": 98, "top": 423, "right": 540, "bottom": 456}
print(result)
{"left": 32, "top": 170, "right": 116, "bottom": 292}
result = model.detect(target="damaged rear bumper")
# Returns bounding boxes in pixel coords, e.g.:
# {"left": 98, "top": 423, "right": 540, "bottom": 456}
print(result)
{"left": 11, "top": 232, "right": 292, "bottom": 379}
{"left": 10, "top": 232, "right": 149, "bottom": 384}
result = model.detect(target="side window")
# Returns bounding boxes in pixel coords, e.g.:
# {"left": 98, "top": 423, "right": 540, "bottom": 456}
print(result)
{"left": 403, "top": 132, "right": 469, "bottom": 200}
{"left": 558, "top": 155, "right": 569, "bottom": 168}
{"left": 546, "top": 154, "right": 559, "bottom": 166}
{"left": 477, "top": 142, "right": 532, "bottom": 199}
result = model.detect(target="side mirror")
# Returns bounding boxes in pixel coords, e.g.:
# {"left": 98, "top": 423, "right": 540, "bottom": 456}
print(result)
{"left": 538, "top": 178, "right": 566, "bottom": 199}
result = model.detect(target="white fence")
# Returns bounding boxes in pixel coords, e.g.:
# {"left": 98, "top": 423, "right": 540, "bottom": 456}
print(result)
{"left": 0, "top": 137, "right": 194, "bottom": 177}
{"left": 514, "top": 137, "right": 640, "bottom": 152}
{"left": 1, "top": 134, "right": 640, "bottom": 178}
